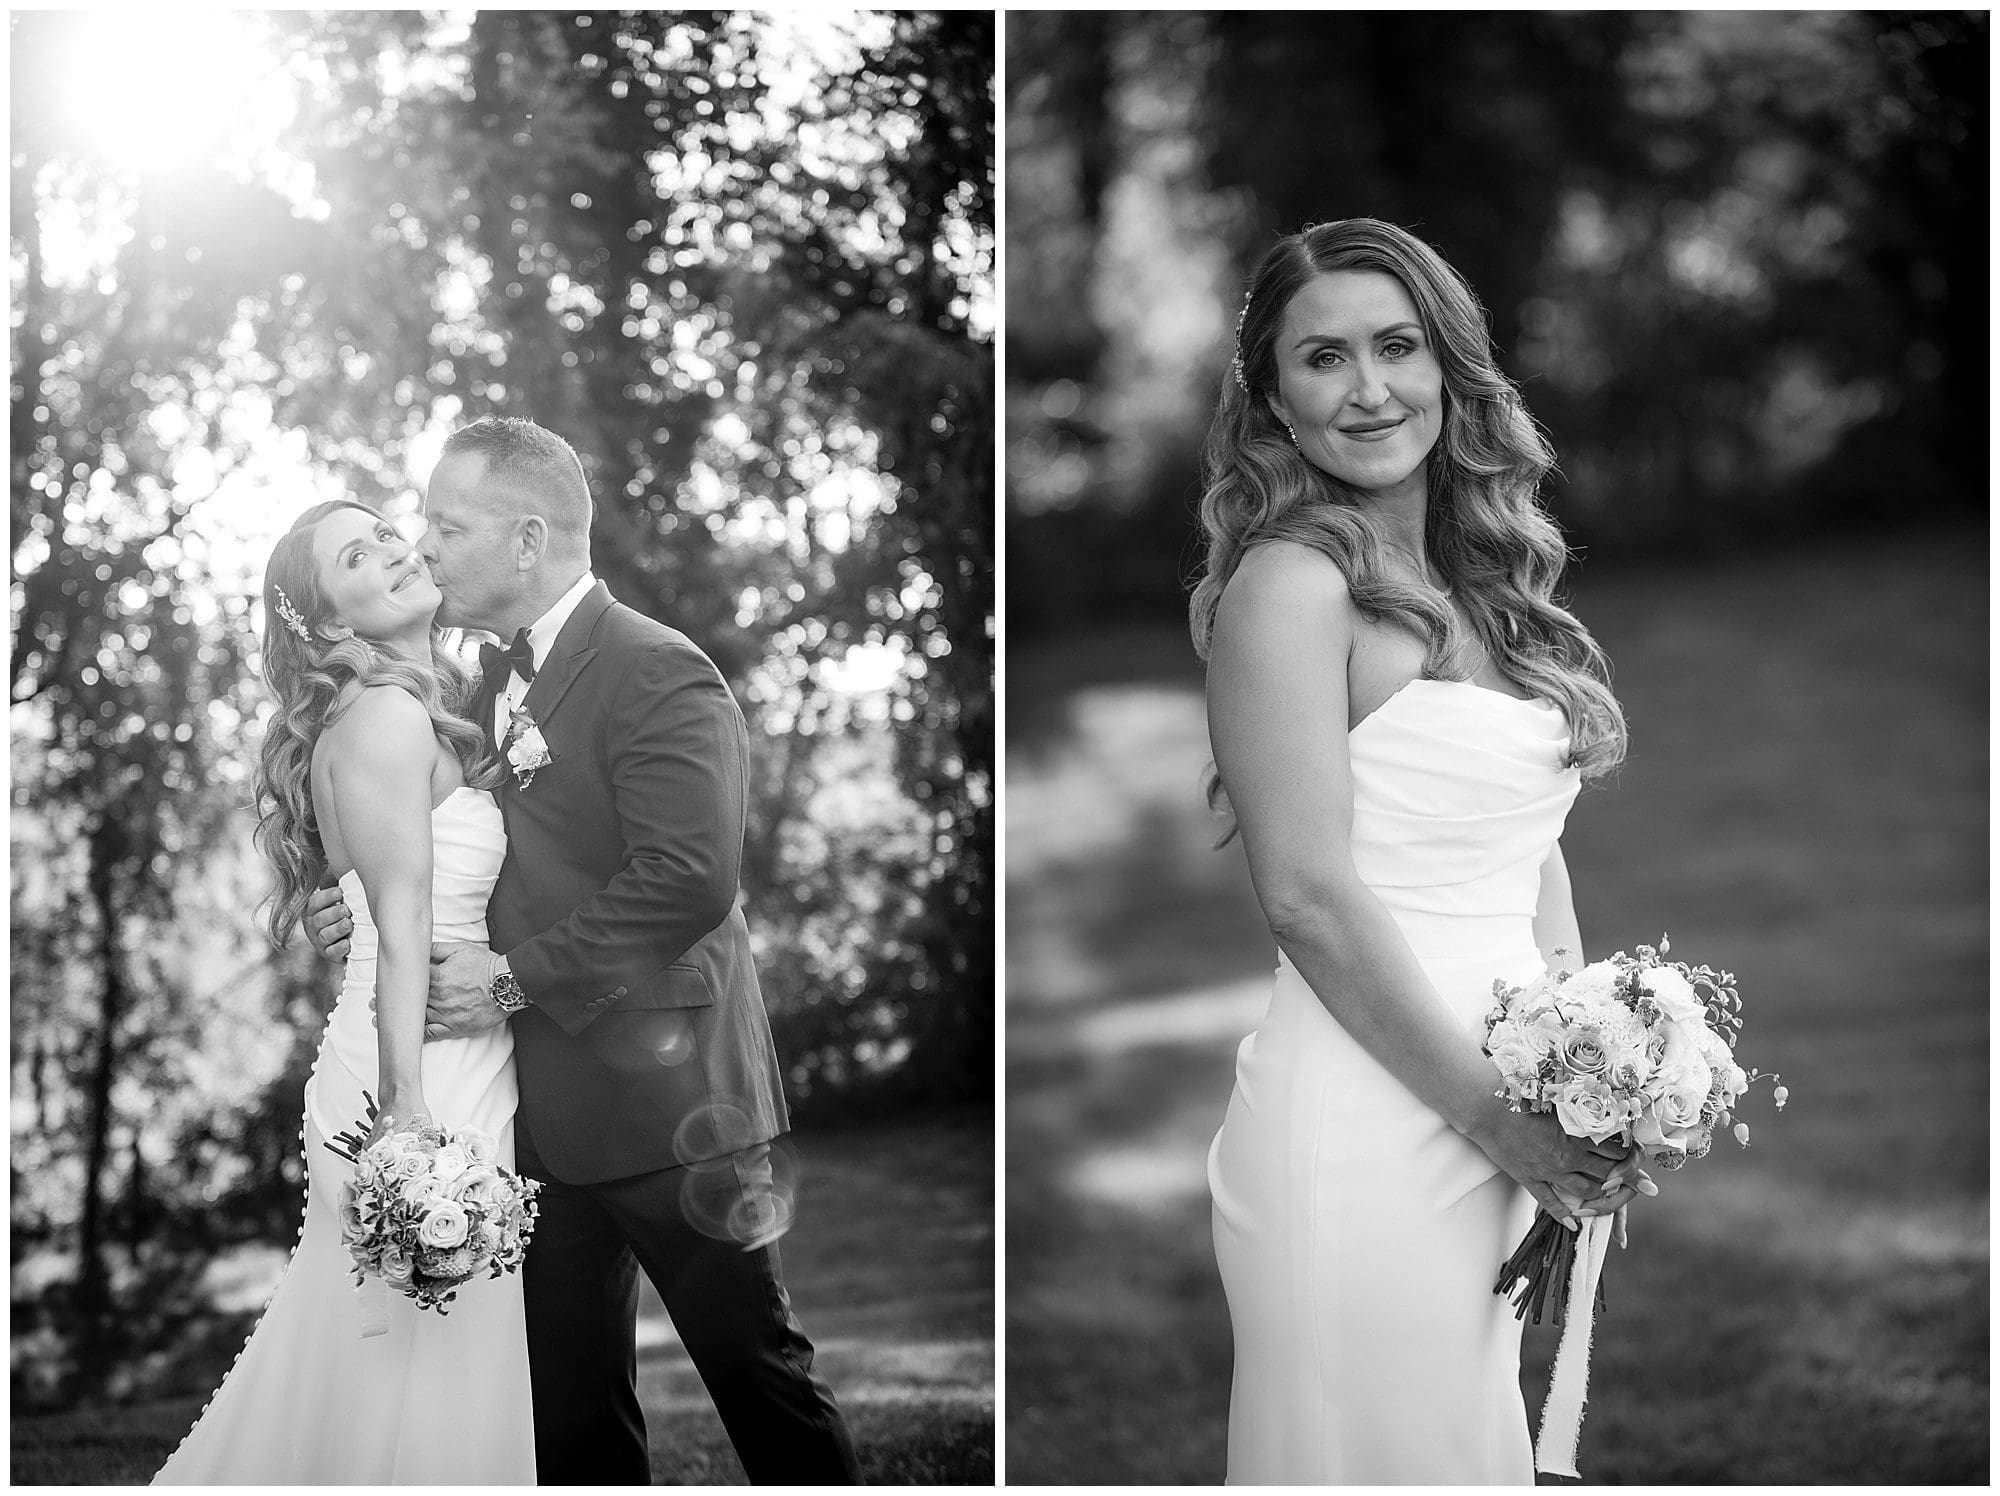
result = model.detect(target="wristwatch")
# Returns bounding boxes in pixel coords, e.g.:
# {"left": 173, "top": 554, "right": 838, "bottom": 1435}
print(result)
{"left": 490, "top": 965, "right": 530, "bottom": 1015}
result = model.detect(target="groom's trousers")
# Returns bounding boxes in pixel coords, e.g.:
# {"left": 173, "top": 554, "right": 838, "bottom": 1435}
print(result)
{"left": 517, "top": 1124, "right": 862, "bottom": 1484}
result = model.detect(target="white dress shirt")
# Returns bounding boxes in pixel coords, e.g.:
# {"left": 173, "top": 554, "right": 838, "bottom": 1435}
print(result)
{"left": 493, "top": 570, "right": 598, "bottom": 744}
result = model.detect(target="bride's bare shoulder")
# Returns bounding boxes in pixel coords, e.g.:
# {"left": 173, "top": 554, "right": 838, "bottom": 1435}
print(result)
{"left": 318, "top": 684, "right": 434, "bottom": 774}
{"left": 1215, "top": 541, "right": 1357, "bottom": 641}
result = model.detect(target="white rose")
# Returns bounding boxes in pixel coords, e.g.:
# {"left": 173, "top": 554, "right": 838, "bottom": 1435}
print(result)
{"left": 458, "top": 1129, "right": 498, "bottom": 1165}
{"left": 1658, "top": 1066, "right": 1712, "bottom": 1115}
{"left": 1525, "top": 1008, "right": 1570, "bottom": 1050}
{"left": 1654, "top": 1084, "right": 1704, "bottom": 1131}
{"left": 1640, "top": 965, "right": 1705, "bottom": 1023}
{"left": 448, "top": 1164, "right": 502, "bottom": 1201}
{"left": 430, "top": 1144, "right": 469, "bottom": 1184}
{"left": 1553, "top": 1080, "right": 1623, "bottom": 1143}
{"left": 507, "top": 723, "right": 551, "bottom": 770}
{"left": 1657, "top": 1019, "right": 1710, "bottom": 1084}
{"left": 400, "top": 1175, "right": 443, "bottom": 1208}
{"left": 418, "top": 1199, "right": 471, "bottom": 1249}
{"left": 1633, "top": 1100, "right": 1689, "bottom": 1159}
{"left": 1488, "top": 1036, "right": 1541, "bottom": 1089}
{"left": 338, "top": 1182, "right": 370, "bottom": 1240}
{"left": 1560, "top": 1027, "right": 1613, "bottom": 1079}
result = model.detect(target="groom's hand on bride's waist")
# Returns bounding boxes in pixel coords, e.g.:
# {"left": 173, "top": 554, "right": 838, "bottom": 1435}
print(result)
{"left": 424, "top": 941, "right": 513, "bottom": 1041}
{"left": 304, "top": 881, "right": 352, "bottom": 962}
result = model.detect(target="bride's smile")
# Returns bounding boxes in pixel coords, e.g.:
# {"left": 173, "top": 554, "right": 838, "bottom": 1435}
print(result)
{"left": 308, "top": 508, "right": 440, "bottom": 653}
{"left": 1263, "top": 268, "right": 1444, "bottom": 510}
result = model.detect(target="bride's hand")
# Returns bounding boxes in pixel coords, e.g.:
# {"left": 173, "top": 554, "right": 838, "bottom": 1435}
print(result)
{"left": 1572, "top": 1150, "right": 1656, "bottom": 1223}
{"left": 363, "top": 1091, "right": 435, "bottom": 1151}
{"left": 1471, "top": 1104, "right": 1631, "bottom": 1229}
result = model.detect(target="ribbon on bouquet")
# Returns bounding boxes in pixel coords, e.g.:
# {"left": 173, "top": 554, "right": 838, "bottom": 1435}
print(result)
{"left": 1534, "top": 1212, "right": 1614, "bottom": 1479}
{"left": 355, "top": 1274, "right": 390, "bottom": 1340}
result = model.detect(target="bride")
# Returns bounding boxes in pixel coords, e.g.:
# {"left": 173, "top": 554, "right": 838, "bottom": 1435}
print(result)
{"left": 154, "top": 500, "right": 533, "bottom": 1484}
{"left": 1199, "top": 219, "right": 1649, "bottom": 1483}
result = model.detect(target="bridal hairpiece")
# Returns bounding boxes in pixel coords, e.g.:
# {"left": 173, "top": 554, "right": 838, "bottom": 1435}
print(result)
{"left": 1231, "top": 287, "right": 1254, "bottom": 393}
{"left": 272, "top": 586, "right": 312, "bottom": 641}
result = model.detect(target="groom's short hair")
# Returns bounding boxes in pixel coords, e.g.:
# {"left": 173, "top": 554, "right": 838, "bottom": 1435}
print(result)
{"left": 440, "top": 416, "right": 594, "bottom": 551}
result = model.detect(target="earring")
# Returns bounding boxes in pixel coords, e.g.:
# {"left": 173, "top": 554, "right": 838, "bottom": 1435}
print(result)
{"left": 1284, "top": 423, "right": 1299, "bottom": 447}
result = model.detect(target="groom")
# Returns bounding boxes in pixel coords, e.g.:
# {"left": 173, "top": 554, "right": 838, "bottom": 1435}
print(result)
{"left": 308, "top": 416, "right": 859, "bottom": 1484}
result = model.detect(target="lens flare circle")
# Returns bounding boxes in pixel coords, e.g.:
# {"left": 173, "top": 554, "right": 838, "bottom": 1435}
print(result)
{"left": 673, "top": 1137, "right": 799, "bottom": 1250}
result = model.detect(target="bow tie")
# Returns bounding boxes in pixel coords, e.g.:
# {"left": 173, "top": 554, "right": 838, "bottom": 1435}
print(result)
{"left": 479, "top": 628, "right": 537, "bottom": 690}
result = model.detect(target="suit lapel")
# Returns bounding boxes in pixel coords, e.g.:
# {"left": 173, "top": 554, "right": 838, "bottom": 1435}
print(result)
{"left": 519, "top": 581, "right": 612, "bottom": 731}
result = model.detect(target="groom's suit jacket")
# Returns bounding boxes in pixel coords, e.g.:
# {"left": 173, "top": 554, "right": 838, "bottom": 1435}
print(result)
{"left": 481, "top": 581, "right": 789, "bottom": 1184}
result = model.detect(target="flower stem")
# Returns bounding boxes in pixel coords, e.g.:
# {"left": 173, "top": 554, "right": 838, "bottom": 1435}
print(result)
{"left": 1493, "top": 1208, "right": 1608, "bottom": 1324}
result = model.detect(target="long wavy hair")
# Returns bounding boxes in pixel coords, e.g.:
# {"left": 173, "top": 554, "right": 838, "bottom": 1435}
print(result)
{"left": 252, "top": 499, "right": 499, "bottom": 945}
{"left": 1189, "top": 218, "right": 1626, "bottom": 821}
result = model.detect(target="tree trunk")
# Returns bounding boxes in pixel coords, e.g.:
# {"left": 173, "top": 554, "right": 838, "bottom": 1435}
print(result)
{"left": 77, "top": 817, "right": 129, "bottom": 1341}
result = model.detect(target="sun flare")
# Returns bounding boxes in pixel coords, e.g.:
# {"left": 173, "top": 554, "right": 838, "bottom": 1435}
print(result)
{"left": 50, "top": 9, "right": 284, "bottom": 176}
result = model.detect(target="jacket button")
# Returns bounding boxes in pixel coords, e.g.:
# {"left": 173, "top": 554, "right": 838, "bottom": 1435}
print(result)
{"left": 614, "top": 986, "right": 628, "bottom": 997}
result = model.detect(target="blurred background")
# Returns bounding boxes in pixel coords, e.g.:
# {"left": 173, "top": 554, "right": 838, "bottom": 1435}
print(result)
{"left": 11, "top": 9, "right": 991, "bottom": 1483}
{"left": 1006, "top": 10, "right": 1984, "bottom": 1484}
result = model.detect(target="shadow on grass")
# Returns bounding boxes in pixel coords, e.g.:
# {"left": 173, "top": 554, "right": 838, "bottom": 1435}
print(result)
{"left": 1006, "top": 526, "right": 1988, "bottom": 1484}
{"left": 12, "top": 1113, "right": 994, "bottom": 1486}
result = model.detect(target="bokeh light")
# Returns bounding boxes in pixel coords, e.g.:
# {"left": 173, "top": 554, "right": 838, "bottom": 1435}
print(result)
{"left": 48, "top": 10, "right": 289, "bottom": 177}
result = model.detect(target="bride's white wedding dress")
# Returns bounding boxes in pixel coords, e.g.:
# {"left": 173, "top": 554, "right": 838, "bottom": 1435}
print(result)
{"left": 155, "top": 786, "right": 534, "bottom": 1485}
{"left": 1208, "top": 679, "right": 1581, "bottom": 1484}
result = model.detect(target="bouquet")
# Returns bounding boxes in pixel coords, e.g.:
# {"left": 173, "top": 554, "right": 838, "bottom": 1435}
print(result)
{"left": 1482, "top": 937, "right": 1785, "bottom": 1474}
{"left": 325, "top": 1095, "right": 541, "bottom": 1319}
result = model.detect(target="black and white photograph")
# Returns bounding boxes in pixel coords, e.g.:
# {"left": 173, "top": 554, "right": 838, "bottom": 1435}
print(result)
{"left": 1006, "top": 10, "right": 1984, "bottom": 1484}
{"left": 12, "top": 9, "right": 992, "bottom": 1484}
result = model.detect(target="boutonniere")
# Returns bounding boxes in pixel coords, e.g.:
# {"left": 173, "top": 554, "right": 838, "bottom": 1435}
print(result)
{"left": 503, "top": 708, "right": 554, "bottom": 789}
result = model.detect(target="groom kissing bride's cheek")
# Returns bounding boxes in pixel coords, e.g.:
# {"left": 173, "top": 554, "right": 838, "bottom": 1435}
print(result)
{"left": 159, "top": 416, "right": 860, "bottom": 1487}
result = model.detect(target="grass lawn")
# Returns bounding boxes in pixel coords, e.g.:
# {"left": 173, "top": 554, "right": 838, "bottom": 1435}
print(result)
{"left": 1006, "top": 525, "right": 1987, "bottom": 1484}
{"left": 12, "top": 1112, "right": 993, "bottom": 1485}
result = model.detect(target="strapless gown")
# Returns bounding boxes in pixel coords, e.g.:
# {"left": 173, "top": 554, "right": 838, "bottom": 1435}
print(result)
{"left": 155, "top": 787, "right": 534, "bottom": 1485}
{"left": 1208, "top": 679, "right": 1582, "bottom": 1485}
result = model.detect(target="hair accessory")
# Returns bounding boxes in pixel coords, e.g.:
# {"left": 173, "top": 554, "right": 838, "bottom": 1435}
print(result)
{"left": 272, "top": 586, "right": 312, "bottom": 641}
{"left": 1231, "top": 286, "right": 1255, "bottom": 393}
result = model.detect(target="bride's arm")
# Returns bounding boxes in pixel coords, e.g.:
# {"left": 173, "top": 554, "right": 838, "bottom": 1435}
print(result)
{"left": 1533, "top": 840, "right": 1653, "bottom": 1222}
{"left": 1533, "top": 843, "right": 1584, "bottom": 976}
{"left": 1207, "top": 543, "right": 1620, "bottom": 1221}
{"left": 325, "top": 686, "right": 437, "bottom": 1138}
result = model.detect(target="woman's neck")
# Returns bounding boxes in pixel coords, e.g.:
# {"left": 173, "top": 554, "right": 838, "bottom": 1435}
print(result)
{"left": 371, "top": 625, "right": 434, "bottom": 663}
{"left": 1362, "top": 474, "right": 1428, "bottom": 550}
{"left": 1364, "top": 488, "right": 1434, "bottom": 585}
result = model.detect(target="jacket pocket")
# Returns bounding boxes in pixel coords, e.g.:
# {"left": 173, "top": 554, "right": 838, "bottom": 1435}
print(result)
{"left": 607, "top": 962, "right": 714, "bottom": 1012}
{"left": 581, "top": 964, "right": 714, "bottom": 1071}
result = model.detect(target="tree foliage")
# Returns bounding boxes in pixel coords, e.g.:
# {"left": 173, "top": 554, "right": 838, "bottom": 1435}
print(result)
{"left": 11, "top": 9, "right": 991, "bottom": 1394}
{"left": 1006, "top": 11, "right": 1985, "bottom": 634}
